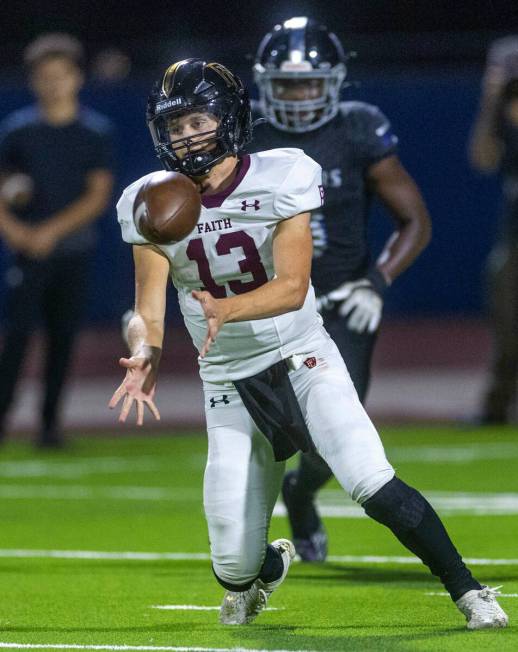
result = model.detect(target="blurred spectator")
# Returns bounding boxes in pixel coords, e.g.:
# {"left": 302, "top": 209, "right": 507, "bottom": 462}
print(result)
{"left": 470, "top": 36, "right": 518, "bottom": 424}
{"left": 0, "top": 33, "right": 114, "bottom": 447}
{"left": 91, "top": 48, "right": 132, "bottom": 83}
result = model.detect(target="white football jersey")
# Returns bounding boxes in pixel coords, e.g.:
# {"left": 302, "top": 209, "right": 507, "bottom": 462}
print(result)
{"left": 117, "top": 148, "right": 325, "bottom": 382}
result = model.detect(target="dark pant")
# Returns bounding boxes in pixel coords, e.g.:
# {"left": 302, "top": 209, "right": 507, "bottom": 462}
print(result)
{"left": 483, "top": 242, "right": 518, "bottom": 420}
{"left": 0, "top": 253, "right": 90, "bottom": 439}
{"left": 295, "top": 308, "right": 379, "bottom": 494}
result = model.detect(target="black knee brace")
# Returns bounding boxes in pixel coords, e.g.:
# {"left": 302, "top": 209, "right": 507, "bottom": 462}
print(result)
{"left": 363, "top": 476, "right": 481, "bottom": 601}
{"left": 363, "top": 476, "right": 426, "bottom": 531}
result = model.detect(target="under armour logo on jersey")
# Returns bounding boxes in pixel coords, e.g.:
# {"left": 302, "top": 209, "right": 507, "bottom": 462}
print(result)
{"left": 209, "top": 395, "right": 230, "bottom": 408}
{"left": 241, "top": 199, "right": 260, "bottom": 211}
{"left": 303, "top": 357, "right": 317, "bottom": 369}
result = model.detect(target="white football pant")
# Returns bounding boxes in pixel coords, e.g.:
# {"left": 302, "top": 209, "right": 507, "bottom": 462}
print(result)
{"left": 203, "top": 329, "right": 395, "bottom": 587}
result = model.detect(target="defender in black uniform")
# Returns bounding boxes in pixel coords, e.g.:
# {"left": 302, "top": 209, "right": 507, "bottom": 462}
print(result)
{"left": 250, "top": 17, "right": 432, "bottom": 560}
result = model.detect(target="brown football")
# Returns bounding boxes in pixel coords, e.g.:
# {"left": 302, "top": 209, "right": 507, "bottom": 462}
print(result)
{"left": 133, "top": 172, "right": 201, "bottom": 244}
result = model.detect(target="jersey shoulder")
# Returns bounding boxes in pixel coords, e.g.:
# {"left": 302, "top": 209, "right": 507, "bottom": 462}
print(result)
{"left": 0, "top": 106, "right": 40, "bottom": 139}
{"left": 248, "top": 149, "right": 322, "bottom": 219}
{"left": 337, "top": 100, "right": 398, "bottom": 159}
{"left": 338, "top": 101, "right": 391, "bottom": 138}
{"left": 251, "top": 147, "right": 320, "bottom": 178}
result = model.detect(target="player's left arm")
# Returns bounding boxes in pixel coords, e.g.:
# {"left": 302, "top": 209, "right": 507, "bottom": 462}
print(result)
{"left": 328, "top": 155, "right": 431, "bottom": 333}
{"left": 367, "top": 154, "right": 432, "bottom": 285}
{"left": 27, "top": 169, "right": 114, "bottom": 257}
{"left": 193, "top": 212, "right": 312, "bottom": 357}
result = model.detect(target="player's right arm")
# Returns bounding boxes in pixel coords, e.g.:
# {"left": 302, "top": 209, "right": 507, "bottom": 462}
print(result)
{"left": 0, "top": 126, "right": 33, "bottom": 252}
{"left": 0, "top": 196, "right": 32, "bottom": 251}
{"left": 109, "top": 243, "right": 169, "bottom": 425}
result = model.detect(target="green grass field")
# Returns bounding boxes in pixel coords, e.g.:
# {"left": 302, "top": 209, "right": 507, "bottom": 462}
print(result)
{"left": 1, "top": 426, "right": 517, "bottom": 651}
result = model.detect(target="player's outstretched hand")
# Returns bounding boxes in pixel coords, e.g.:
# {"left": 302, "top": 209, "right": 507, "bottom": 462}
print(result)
{"left": 108, "top": 356, "right": 160, "bottom": 426}
{"left": 192, "top": 290, "right": 226, "bottom": 358}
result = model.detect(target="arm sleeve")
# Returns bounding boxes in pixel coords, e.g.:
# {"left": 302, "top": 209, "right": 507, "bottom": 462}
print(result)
{"left": 359, "top": 106, "right": 399, "bottom": 165}
{"left": 272, "top": 153, "right": 323, "bottom": 219}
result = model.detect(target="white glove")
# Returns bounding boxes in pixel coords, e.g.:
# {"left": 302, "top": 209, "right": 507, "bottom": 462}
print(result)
{"left": 327, "top": 279, "right": 383, "bottom": 333}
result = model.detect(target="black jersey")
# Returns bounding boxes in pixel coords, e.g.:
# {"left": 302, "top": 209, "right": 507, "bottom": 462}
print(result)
{"left": 0, "top": 105, "right": 114, "bottom": 255}
{"left": 249, "top": 101, "right": 398, "bottom": 294}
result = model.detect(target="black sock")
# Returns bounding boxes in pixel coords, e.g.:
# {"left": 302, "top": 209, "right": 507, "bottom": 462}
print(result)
{"left": 363, "top": 477, "right": 482, "bottom": 601}
{"left": 258, "top": 544, "right": 284, "bottom": 584}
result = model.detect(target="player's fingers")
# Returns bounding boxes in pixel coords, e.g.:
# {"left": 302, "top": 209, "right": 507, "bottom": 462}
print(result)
{"left": 208, "top": 318, "right": 219, "bottom": 341}
{"left": 200, "top": 334, "right": 213, "bottom": 358}
{"left": 145, "top": 399, "right": 161, "bottom": 421}
{"left": 119, "top": 394, "right": 134, "bottom": 423}
{"left": 338, "top": 296, "right": 356, "bottom": 318}
{"left": 108, "top": 382, "right": 127, "bottom": 409}
{"left": 136, "top": 400, "right": 144, "bottom": 426}
{"left": 357, "top": 309, "right": 371, "bottom": 333}
{"left": 368, "top": 310, "right": 382, "bottom": 333}
{"left": 347, "top": 307, "right": 364, "bottom": 332}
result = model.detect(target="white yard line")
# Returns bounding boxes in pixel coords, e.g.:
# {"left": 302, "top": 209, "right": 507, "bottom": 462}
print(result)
{"left": 151, "top": 605, "right": 281, "bottom": 611}
{"left": 0, "top": 549, "right": 517, "bottom": 566}
{"left": 152, "top": 605, "right": 219, "bottom": 611}
{"left": 274, "top": 491, "right": 518, "bottom": 518}
{"left": 0, "top": 550, "right": 210, "bottom": 561}
{"left": 425, "top": 592, "right": 518, "bottom": 597}
{"left": 3, "top": 484, "right": 518, "bottom": 517}
{"left": 0, "top": 485, "right": 199, "bottom": 501}
{"left": 326, "top": 555, "right": 518, "bottom": 566}
{"left": 0, "top": 644, "right": 311, "bottom": 652}
{"left": 1, "top": 441, "right": 517, "bottom": 481}
{"left": 0, "top": 457, "right": 165, "bottom": 479}
{"left": 388, "top": 442, "right": 518, "bottom": 463}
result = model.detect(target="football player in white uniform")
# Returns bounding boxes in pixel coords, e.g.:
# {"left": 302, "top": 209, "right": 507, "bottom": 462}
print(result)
{"left": 110, "top": 59, "right": 508, "bottom": 629}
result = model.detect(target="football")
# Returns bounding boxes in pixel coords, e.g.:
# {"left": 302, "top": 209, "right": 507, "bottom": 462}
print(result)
{"left": 133, "top": 172, "right": 201, "bottom": 244}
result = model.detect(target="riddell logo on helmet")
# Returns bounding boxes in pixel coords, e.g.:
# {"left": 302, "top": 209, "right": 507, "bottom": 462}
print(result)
{"left": 156, "top": 98, "right": 183, "bottom": 112}
{"left": 241, "top": 200, "right": 260, "bottom": 211}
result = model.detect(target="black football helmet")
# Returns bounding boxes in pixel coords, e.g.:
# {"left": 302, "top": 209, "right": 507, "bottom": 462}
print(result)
{"left": 147, "top": 58, "right": 253, "bottom": 176}
{"left": 254, "top": 17, "right": 348, "bottom": 133}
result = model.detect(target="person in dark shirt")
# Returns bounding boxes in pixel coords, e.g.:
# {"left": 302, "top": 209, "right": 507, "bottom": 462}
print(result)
{"left": 469, "top": 37, "right": 518, "bottom": 424}
{"left": 0, "top": 33, "right": 114, "bottom": 447}
{"left": 250, "top": 17, "right": 432, "bottom": 561}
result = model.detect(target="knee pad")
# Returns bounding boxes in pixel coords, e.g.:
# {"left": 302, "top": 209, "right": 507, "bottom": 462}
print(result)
{"left": 362, "top": 477, "right": 427, "bottom": 531}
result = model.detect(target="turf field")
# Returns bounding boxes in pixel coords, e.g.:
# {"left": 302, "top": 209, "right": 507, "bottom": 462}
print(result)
{"left": 0, "top": 426, "right": 517, "bottom": 651}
